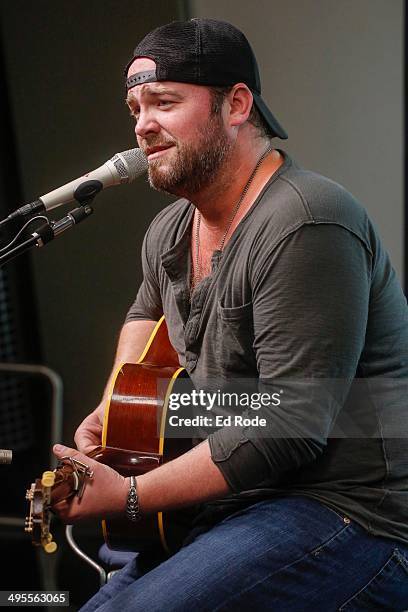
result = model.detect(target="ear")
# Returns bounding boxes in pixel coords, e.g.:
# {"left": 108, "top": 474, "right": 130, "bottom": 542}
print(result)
{"left": 225, "top": 84, "right": 253, "bottom": 129}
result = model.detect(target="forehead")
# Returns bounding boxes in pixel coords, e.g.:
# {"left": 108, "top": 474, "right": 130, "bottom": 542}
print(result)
{"left": 126, "top": 81, "right": 190, "bottom": 103}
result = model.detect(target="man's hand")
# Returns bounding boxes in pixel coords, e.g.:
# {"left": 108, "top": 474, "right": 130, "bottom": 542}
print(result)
{"left": 52, "top": 444, "right": 129, "bottom": 523}
{"left": 74, "top": 404, "right": 105, "bottom": 454}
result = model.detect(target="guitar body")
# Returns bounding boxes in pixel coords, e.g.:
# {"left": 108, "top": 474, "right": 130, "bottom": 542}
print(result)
{"left": 90, "top": 316, "right": 193, "bottom": 554}
{"left": 26, "top": 317, "right": 193, "bottom": 554}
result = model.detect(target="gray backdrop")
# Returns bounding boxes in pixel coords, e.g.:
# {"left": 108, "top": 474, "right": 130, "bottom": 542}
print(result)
{"left": 191, "top": 0, "right": 404, "bottom": 278}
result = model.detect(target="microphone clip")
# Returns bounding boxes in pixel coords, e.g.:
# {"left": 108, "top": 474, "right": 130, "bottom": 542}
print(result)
{"left": 0, "top": 204, "right": 94, "bottom": 267}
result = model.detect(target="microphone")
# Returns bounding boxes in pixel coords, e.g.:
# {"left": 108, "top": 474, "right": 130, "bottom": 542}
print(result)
{"left": 7, "top": 148, "right": 148, "bottom": 221}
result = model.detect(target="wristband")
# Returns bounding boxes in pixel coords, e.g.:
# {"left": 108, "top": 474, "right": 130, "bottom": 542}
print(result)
{"left": 126, "top": 476, "right": 141, "bottom": 522}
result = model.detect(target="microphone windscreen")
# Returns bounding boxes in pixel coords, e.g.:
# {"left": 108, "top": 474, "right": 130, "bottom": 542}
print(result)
{"left": 110, "top": 148, "right": 148, "bottom": 183}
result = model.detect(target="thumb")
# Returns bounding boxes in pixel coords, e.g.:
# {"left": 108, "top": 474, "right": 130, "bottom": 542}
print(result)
{"left": 53, "top": 444, "right": 92, "bottom": 465}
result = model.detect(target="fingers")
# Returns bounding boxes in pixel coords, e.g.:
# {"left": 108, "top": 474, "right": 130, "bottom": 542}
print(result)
{"left": 53, "top": 444, "right": 96, "bottom": 468}
{"left": 74, "top": 428, "right": 101, "bottom": 454}
{"left": 51, "top": 498, "right": 71, "bottom": 522}
{"left": 50, "top": 447, "right": 128, "bottom": 522}
{"left": 74, "top": 410, "right": 104, "bottom": 453}
{"left": 78, "top": 443, "right": 99, "bottom": 455}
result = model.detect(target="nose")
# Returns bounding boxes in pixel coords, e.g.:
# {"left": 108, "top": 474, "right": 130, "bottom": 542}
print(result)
{"left": 135, "top": 108, "right": 160, "bottom": 139}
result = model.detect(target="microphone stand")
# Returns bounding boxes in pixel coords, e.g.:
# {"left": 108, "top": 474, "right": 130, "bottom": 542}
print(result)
{"left": 0, "top": 205, "right": 93, "bottom": 267}
{"left": 0, "top": 180, "right": 102, "bottom": 267}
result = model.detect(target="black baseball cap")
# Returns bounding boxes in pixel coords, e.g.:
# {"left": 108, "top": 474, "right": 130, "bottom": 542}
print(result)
{"left": 125, "top": 18, "right": 288, "bottom": 140}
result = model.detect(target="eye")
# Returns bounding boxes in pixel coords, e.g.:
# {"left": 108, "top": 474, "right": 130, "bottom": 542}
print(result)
{"left": 157, "top": 100, "right": 173, "bottom": 108}
{"left": 129, "top": 109, "right": 140, "bottom": 122}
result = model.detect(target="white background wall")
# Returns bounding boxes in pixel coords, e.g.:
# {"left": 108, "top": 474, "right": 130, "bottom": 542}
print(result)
{"left": 191, "top": 0, "right": 404, "bottom": 281}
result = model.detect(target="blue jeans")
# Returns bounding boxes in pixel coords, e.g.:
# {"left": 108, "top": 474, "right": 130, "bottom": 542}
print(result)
{"left": 80, "top": 496, "right": 408, "bottom": 611}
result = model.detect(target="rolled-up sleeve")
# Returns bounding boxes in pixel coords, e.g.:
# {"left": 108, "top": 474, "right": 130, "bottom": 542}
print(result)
{"left": 209, "top": 223, "right": 372, "bottom": 492}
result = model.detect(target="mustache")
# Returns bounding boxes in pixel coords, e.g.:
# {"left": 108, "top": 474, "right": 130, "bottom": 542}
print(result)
{"left": 141, "top": 139, "right": 177, "bottom": 152}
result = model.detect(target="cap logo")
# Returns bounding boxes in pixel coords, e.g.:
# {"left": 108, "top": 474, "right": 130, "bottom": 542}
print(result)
{"left": 126, "top": 69, "right": 157, "bottom": 90}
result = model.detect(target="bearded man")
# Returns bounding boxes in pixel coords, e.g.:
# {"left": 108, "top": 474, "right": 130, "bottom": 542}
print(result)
{"left": 53, "top": 18, "right": 408, "bottom": 611}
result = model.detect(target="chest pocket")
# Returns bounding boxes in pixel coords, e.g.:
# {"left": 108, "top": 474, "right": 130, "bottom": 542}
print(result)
{"left": 216, "top": 300, "right": 257, "bottom": 375}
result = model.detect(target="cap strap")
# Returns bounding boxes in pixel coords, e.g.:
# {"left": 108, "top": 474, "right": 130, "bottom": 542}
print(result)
{"left": 126, "top": 69, "right": 157, "bottom": 90}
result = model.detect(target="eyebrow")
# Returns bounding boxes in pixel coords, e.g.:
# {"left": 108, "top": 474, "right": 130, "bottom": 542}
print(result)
{"left": 126, "top": 87, "right": 184, "bottom": 106}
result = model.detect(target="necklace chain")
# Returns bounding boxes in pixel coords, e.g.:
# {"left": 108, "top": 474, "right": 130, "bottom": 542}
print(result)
{"left": 192, "top": 144, "right": 273, "bottom": 291}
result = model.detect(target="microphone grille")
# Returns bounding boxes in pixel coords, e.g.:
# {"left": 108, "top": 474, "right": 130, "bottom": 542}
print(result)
{"left": 112, "top": 148, "right": 148, "bottom": 183}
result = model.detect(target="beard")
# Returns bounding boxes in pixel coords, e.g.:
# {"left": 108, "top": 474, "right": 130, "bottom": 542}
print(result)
{"left": 145, "top": 112, "right": 233, "bottom": 196}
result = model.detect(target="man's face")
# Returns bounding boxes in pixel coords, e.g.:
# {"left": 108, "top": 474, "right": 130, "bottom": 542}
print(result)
{"left": 126, "top": 58, "right": 233, "bottom": 196}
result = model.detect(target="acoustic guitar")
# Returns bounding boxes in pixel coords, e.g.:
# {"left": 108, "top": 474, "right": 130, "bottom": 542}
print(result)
{"left": 26, "top": 316, "right": 194, "bottom": 555}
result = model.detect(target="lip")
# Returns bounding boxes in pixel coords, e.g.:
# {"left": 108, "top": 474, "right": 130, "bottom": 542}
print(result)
{"left": 146, "top": 145, "right": 174, "bottom": 160}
